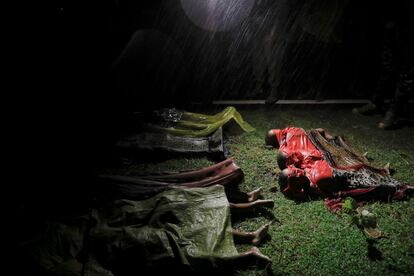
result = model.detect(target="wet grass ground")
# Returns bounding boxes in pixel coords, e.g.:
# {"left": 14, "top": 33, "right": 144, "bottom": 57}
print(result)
{"left": 129, "top": 106, "right": 414, "bottom": 275}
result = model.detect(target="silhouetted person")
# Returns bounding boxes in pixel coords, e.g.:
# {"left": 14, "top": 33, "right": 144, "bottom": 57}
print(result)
{"left": 353, "top": 0, "right": 414, "bottom": 129}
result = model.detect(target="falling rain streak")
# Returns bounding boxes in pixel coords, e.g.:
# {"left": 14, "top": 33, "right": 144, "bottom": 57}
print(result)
{"left": 180, "top": 0, "right": 255, "bottom": 31}
{"left": 114, "top": 0, "right": 385, "bottom": 107}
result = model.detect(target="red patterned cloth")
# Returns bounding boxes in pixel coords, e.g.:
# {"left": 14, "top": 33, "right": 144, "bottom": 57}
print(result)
{"left": 273, "top": 127, "right": 333, "bottom": 199}
{"left": 271, "top": 127, "right": 410, "bottom": 209}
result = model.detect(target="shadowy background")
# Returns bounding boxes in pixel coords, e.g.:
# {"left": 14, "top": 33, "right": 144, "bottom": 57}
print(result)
{"left": 17, "top": 0, "right": 413, "bottom": 221}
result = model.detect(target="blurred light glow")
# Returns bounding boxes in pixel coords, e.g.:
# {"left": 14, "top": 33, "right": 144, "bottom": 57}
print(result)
{"left": 181, "top": 0, "right": 255, "bottom": 31}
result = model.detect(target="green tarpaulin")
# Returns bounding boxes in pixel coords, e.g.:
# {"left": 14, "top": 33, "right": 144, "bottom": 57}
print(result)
{"left": 23, "top": 185, "right": 239, "bottom": 275}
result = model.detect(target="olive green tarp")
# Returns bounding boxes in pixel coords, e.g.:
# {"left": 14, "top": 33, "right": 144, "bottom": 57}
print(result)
{"left": 22, "top": 185, "right": 238, "bottom": 275}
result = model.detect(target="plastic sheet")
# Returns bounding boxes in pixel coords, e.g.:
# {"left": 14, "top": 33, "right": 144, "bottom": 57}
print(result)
{"left": 22, "top": 186, "right": 239, "bottom": 275}
{"left": 148, "top": 106, "right": 255, "bottom": 137}
{"left": 116, "top": 126, "right": 224, "bottom": 154}
{"left": 90, "top": 185, "right": 238, "bottom": 272}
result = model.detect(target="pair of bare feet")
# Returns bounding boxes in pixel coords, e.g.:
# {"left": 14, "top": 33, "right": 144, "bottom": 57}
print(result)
{"left": 230, "top": 187, "right": 274, "bottom": 263}
{"left": 234, "top": 222, "right": 272, "bottom": 263}
{"left": 230, "top": 187, "right": 275, "bottom": 209}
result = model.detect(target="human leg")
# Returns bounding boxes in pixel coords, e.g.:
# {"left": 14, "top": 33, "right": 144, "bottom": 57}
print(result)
{"left": 225, "top": 187, "right": 263, "bottom": 203}
{"left": 246, "top": 187, "right": 263, "bottom": 202}
{"left": 237, "top": 247, "right": 272, "bottom": 263}
{"left": 232, "top": 221, "right": 272, "bottom": 245}
{"left": 353, "top": 20, "right": 400, "bottom": 115}
{"left": 229, "top": 199, "right": 274, "bottom": 209}
{"left": 378, "top": 23, "right": 414, "bottom": 129}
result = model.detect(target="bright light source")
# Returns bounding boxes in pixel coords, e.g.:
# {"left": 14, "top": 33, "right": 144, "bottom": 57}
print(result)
{"left": 181, "top": 0, "right": 255, "bottom": 31}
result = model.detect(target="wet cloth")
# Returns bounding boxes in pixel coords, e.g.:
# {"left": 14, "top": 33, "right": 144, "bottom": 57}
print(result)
{"left": 273, "top": 127, "right": 333, "bottom": 198}
{"left": 272, "top": 127, "right": 408, "bottom": 207}
{"left": 97, "top": 158, "right": 242, "bottom": 200}
{"left": 146, "top": 106, "right": 255, "bottom": 137}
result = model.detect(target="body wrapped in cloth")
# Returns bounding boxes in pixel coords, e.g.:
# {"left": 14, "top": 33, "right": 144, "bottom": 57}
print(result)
{"left": 117, "top": 106, "right": 254, "bottom": 158}
{"left": 97, "top": 158, "right": 242, "bottom": 200}
{"left": 144, "top": 106, "right": 255, "bottom": 137}
{"left": 269, "top": 127, "right": 410, "bottom": 211}
{"left": 22, "top": 186, "right": 239, "bottom": 275}
{"left": 89, "top": 185, "right": 239, "bottom": 274}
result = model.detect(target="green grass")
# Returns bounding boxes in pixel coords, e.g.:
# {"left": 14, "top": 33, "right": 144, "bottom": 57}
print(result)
{"left": 127, "top": 106, "right": 414, "bottom": 275}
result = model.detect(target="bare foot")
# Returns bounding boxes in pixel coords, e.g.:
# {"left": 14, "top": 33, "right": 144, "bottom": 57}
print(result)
{"left": 247, "top": 187, "right": 262, "bottom": 202}
{"left": 230, "top": 199, "right": 274, "bottom": 209}
{"left": 252, "top": 199, "right": 274, "bottom": 209}
{"left": 383, "top": 163, "right": 390, "bottom": 175}
{"left": 250, "top": 247, "right": 272, "bottom": 263}
{"left": 252, "top": 223, "right": 271, "bottom": 245}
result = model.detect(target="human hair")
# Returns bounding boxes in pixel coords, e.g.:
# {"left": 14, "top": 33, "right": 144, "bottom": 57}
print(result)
{"left": 265, "top": 129, "right": 279, "bottom": 148}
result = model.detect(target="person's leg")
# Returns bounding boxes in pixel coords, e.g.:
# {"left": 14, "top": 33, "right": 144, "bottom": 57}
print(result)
{"left": 229, "top": 199, "right": 274, "bottom": 209}
{"left": 353, "top": 20, "right": 400, "bottom": 115}
{"left": 237, "top": 246, "right": 272, "bottom": 263}
{"left": 228, "top": 188, "right": 273, "bottom": 213}
{"left": 232, "top": 221, "right": 272, "bottom": 245}
{"left": 246, "top": 187, "right": 263, "bottom": 202}
{"left": 379, "top": 22, "right": 414, "bottom": 129}
{"left": 373, "top": 21, "right": 401, "bottom": 105}
{"left": 225, "top": 187, "right": 263, "bottom": 203}
{"left": 378, "top": 68, "right": 413, "bottom": 129}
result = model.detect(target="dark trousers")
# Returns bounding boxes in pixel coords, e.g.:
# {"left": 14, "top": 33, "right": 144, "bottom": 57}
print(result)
{"left": 373, "top": 20, "right": 414, "bottom": 112}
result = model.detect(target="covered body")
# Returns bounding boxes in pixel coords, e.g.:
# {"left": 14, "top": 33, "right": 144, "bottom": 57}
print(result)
{"left": 271, "top": 127, "right": 408, "bottom": 206}
{"left": 23, "top": 185, "right": 239, "bottom": 275}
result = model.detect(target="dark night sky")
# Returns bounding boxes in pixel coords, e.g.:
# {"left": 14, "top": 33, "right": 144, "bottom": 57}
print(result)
{"left": 46, "top": 0, "right": 413, "bottom": 110}
{"left": 49, "top": 1, "right": 380, "bottom": 105}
